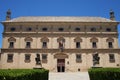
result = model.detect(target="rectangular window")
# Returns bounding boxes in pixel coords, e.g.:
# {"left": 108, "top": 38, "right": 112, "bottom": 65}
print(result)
{"left": 91, "top": 28, "right": 96, "bottom": 32}
{"left": 106, "top": 28, "right": 111, "bottom": 32}
{"left": 24, "top": 54, "right": 31, "bottom": 63}
{"left": 42, "top": 42, "right": 47, "bottom": 48}
{"left": 76, "top": 54, "right": 82, "bottom": 63}
{"left": 9, "top": 42, "right": 14, "bottom": 48}
{"left": 109, "top": 54, "right": 115, "bottom": 63}
{"left": 7, "top": 54, "right": 13, "bottom": 62}
{"left": 26, "top": 42, "right": 31, "bottom": 48}
{"left": 76, "top": 42, "right": 80, "bottom": 48}
{"left": 42, "top": 54, "right": 47, "bottom": 63}
{"left": 108, "top": 42, "right": 113, "bottom": 48}
{"left": 92, "top": 42, "right": 97, "bottom": 48}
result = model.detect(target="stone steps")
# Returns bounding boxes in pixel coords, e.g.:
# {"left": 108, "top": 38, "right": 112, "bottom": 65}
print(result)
{"left": 49, "top": 72, "right": 90, "bottom": 80}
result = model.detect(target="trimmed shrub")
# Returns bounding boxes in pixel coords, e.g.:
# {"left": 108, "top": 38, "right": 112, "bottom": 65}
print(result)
{"left": 0, "top": 69, "right": 49, "bottom": 80}
{"left": 88, "top": 68, "right": 120, "bottom": 80}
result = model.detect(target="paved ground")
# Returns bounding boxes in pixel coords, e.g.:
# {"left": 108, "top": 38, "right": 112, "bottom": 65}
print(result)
{"left": 49, "top": 72, "right": 90, "bottom": 80}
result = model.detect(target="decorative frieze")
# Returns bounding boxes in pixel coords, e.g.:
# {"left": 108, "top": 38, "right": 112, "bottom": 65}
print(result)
{"left": 3, "top": 33, "right": 118, "bottom": 37}
{"left": 1, "top": 48, "right": 120, "bottom": 53}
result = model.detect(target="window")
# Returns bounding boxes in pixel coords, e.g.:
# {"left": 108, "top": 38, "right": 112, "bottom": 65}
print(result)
{"left": 26, "top": 42, "right": 31, "bottom": 48}
{"left": 91, "top": 28, "right": 96, "bottom": 32}
{"left": 25, "top": 54, "right": 31, "bottom": 63}
{"left": 76, "top": 54, "right": 82, "bottom": 63}
{"left": 76, "top": 42, "right": 80, "bottom": 48}
{"left": 10, "top": 27, "right": 16, "bottom": 31}
{"left": 42, "top": 42, "right": 47, "bottom": 48}
{"left": 75, "top": 28, "right": 80, "bottom": 31}
{"left": 92, "top": 42, "right": 97, "bottom": 48}
{"left": 42, "top": 28, "right": 48, "bottom": 31}
{"left": 58, "top": 28, "right": 64, "bottom": 31}
{"left": 109, "top": 54, "right": 115, "bottom": 63}
{"left": 42, "top": 54, "right": 47, "bottom": 63}
{"left": 108, "top": 42, "right": 113, "bottom": 48}
{"left": 26, "top": 27, "right": 32, "bottom": 31}
{"left": 106, "top": 28, "right": 111, "bottom": 32}
{"left": 9, "top": 42, "right": 14, "bottom": 48}
{"left": 7, "top": 54, "right": 13, "bottom": 62}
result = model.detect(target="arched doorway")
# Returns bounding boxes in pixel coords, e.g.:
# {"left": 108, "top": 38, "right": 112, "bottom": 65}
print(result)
{"left": 54, "top": 53, "right": 68, "bottom": 72}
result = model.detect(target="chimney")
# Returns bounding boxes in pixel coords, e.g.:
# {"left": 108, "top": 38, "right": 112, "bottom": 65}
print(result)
{"left": 110, "top": 10, "right": 115, "bottom": 20}
{"left": 6, "top": 9, "right": 11, "bottom": 20}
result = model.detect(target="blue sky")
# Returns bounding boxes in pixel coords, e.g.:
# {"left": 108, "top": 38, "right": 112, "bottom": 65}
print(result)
{"left": 0, "top": 0, "right": 120, "bottom": 48}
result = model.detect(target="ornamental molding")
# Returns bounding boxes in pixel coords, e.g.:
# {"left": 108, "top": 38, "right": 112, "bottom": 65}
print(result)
{"left": 3, "top": 33, "right": 118, "bottom": 38}
{"left": 57, "top": 36, "right": 65, "bottom": 42}
{"left": 8, "top": 37, "right": 16, "bottom": 42}
{"left": 24, "top": 37, "right": 33, "bottom": 42}
{"left": 90, "top": 37, "right": 98, "bottom": 42}
{"left": 41, "top": 37, "right": 49, "bottom": 42}
{"left": 2, "top": 22, "right": 119, "bottom": 26}
{"left": 1, "top": 49, "right": 120, "bottom": 53}
{"left": 106, "top": 37, "right": 114, "bottom": 42}
{"left": 74, "top": 37, "right": 82, "bottom": 42}
{"left": 54, "top": 53, "right": 68, "bottom": 59}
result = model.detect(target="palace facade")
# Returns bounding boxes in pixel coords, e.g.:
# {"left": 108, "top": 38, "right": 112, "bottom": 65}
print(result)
{"left": 0, "top": 10, "right": 120, "bottom": 72}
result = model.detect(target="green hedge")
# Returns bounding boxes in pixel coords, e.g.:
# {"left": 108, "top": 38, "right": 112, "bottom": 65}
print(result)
{"left": 88, "top": 68, "right": 120, "bottom": 80}
{"left": 0, "top": 69, "right": 49, "bottom": 80}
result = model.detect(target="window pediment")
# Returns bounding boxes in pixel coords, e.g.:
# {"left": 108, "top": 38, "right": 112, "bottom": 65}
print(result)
{"left": 106, "top": 37, "right": 114, "bottom": 42}
{"left": 24, "top": 37, "right": 33, "bottom": 42}
{"left": 90, "top": 37, "right": 98, "bottom": 42}
{"left": 54, "top": 53, "right": 68, "bottom": 59}
{"left": 8, "top": 37, "right": 16, "bottom": 42}
{"left": 57, "top": 37, "right": 65, "bottom": 42}
{"left": 41, "top": 37, "right": 49, "bottom": 42}
{"left": 74, "top": 37, "right": 82, "bottom": 42}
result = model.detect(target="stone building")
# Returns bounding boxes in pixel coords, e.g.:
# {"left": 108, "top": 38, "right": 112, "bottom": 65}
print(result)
{"left": 0, "top": 10, "right": 120, "bottom": 72}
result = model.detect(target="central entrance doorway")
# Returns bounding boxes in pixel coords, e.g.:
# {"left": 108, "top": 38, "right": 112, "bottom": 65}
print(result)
{"left": 57, "top": 59, "right": 65, "bottom": 72}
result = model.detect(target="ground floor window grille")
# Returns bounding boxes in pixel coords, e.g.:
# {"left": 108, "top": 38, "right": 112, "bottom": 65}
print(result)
{"left": 42, "top": 54, "right": 48, "bottom": 63}
{"left": 7, "top": 54, "right": 13, "bottom": 62}
{"left": 25, "top": 54, "right": 31, "bottom": 63}
{"left": 109, "top": 54, "right": 115, "bottom": 63}
{"left": 76, "top": 54, "right": 82, "bottom": 63}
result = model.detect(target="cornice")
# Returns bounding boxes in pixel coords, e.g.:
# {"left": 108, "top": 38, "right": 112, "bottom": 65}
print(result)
{"left": 1, "top": 48, "right": 120, "bottom": 53}
{"left": 3, "top": 33, "right": 118, "bottom": 37}
{"left": 2, "top": 22, "right": 119, "bottom": 26}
